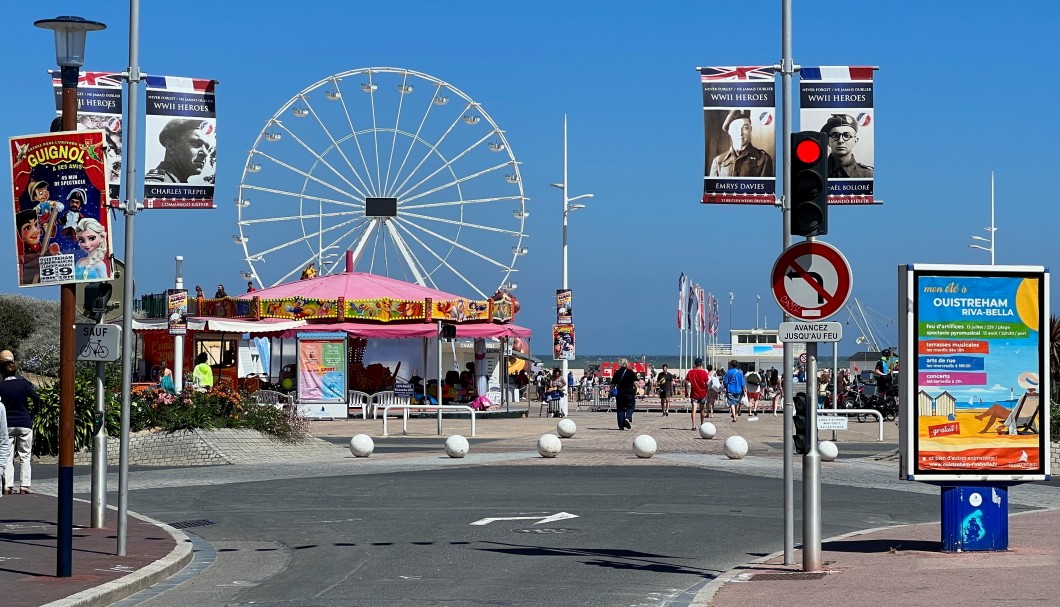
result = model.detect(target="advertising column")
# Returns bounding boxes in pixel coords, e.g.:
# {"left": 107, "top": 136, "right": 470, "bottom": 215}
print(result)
{"left": 296, "top": 332, "right": 348, "bottom": 419}
{"left": 900, "top": 264, "right": 1050, "bottom": 552}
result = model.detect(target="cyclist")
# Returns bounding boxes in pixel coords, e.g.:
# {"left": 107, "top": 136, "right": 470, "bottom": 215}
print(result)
{"left": 872, "top": 349, "right": 894, "bottom": 396}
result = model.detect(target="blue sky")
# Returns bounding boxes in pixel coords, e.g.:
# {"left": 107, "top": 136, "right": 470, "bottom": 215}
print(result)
{"left": 2, "top": 1, "right": 1056, "bottom": 357}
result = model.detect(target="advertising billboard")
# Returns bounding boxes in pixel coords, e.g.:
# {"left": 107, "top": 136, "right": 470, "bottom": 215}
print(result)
{"left": 899, "top": 264, "right": 1050, "bottom": 481}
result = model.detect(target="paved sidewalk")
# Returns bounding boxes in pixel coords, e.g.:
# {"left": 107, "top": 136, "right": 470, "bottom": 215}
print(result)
{"left": 0, "top": 494, "right": 190, "bottom": 607}
{"left": 700, "top": 508, "right": 1060, "bottom": 607}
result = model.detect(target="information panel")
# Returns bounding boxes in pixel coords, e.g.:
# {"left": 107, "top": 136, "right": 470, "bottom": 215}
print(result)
{"left": 296, "top": 332, "right": 347, "bottom": 404}
{"left": 899, "top": 264, "right": 1050, "bottom": 482}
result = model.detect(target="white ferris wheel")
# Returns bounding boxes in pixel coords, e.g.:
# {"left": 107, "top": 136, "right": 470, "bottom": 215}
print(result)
{"left": 235, "top": 67, "right": 528, "bottom": 298}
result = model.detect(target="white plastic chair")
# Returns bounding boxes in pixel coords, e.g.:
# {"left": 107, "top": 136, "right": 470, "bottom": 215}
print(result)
{"left": 348, "top": 390, "right": 371, "bottom": 419}
{"left": 250, "top": 389, "right": 294, "bottom": 410}
{"left": 371, "top": 390, "right": 412, "bottom": 419}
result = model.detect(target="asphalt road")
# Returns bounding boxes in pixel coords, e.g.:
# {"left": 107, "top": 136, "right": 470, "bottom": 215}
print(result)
{"left": 114, "top": 464, "right": 942, "bottom": 607}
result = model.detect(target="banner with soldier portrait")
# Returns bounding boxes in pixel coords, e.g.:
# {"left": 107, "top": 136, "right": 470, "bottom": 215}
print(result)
{"left": 10, "top": 130, "right": 113, "bottom": 287}
{"left": 51, "top": 71, "right": 124, "bottom": 204}
{"left": 144, "top": 76, "right": 218, "bottom": 209}
{"left": 700, "top": 66, "right": 777, "bottom": 205}
{"left": 800, "top": 67, "right": 875, "bottom": 205}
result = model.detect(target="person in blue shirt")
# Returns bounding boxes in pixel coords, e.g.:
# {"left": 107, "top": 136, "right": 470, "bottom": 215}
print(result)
{"left": 724, "top": 359, "right": 747, "bottom": 423}
{"left": 566, "top": 371, "right": 575, "bottom": 399}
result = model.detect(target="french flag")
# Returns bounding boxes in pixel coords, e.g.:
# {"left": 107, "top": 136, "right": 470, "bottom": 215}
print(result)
{"left": 146, "top": 75, "right": 216, "bottom": 92}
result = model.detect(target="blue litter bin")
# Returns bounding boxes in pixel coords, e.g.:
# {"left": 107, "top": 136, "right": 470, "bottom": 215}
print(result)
{"left": 940, "top": 484, "right": 1009, "bottom": 552}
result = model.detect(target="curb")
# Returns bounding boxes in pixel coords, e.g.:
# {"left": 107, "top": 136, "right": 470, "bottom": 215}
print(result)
{"left": 41, "top": 502, "right": 193, "bottom": 607}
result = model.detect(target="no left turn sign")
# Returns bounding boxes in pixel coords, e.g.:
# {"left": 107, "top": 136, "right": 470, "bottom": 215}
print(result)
{"left": 771, "top": 241, "right": 853, "bottom": 321}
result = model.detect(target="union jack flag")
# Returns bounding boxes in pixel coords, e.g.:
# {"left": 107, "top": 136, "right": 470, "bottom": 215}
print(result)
{"left": 700, "top": 66, "right": 776, "bottom": 81}
{"left": 50, "top": 71, "right": 124, "bottom": 88}
{"left": 799, "top": 66, "right": 874, "bottom": 82}
{"left": 146, "top": 75, "right": 217, "bottom": 93}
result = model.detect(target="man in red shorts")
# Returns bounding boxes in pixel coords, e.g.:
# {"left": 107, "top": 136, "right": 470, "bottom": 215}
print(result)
{"left": 685, "top": 358, "right": 709, "bottom": 431}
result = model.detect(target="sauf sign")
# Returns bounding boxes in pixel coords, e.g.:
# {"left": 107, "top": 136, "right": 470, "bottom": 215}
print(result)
{"left": 75, "top": 323, "right": 121, "bottom": 362}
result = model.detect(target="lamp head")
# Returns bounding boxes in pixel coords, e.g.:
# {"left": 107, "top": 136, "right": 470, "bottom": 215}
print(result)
{"left": 549, "top": 183, "right": 564, "bottom": 190}
{"left": 35, "top": 16, "right": 106, "bottom": 67}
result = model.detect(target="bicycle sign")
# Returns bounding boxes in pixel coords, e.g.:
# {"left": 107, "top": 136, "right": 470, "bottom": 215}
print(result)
{"left": 75, "top": 323, "right": 121, "bottom": 362}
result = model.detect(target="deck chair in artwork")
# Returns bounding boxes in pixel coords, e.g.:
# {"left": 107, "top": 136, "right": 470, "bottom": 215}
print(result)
{"left": 1003, "top": 391, "right": 1041, "bottom": 435}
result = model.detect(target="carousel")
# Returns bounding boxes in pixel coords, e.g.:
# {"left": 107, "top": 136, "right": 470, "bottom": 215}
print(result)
{"left": 133, "top": 252, "right": 531, "bottom": 418}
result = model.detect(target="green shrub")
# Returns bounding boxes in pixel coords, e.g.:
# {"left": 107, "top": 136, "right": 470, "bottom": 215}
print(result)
{"left": 32, "top": 374, "right": 309, "bottom": 456}
{"left": 32, "top": 373, "right": 122, "bottom": 456}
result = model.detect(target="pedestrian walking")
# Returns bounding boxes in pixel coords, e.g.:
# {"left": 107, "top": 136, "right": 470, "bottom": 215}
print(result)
{"left": 706, "top": 364, "right": 723, "bottom": 419}
{"left": 765, "top": 368, "right": 783, "bottom": 415}
{"left": 0, "top": 400, "right": 10, "bottom": 498}
{"left": 610, "top": 358, "right": 639, "bottom": 430}
{"left": 1, "top": 350, "right": 39, "bottom": 495}
{"left": 745, "top": 364, "right": 762, "bottom": 419}
{"left": 724, "top": 359, "right": 747, "bottom": 423}
{"left": 656, "top": 364, "right": 675, "bottom": 416}
{"left": 685, "top": 359, "right": 709, "bottom": 429}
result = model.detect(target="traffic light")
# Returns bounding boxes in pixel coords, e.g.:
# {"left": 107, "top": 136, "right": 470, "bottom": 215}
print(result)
{"left": 789, "top": 131, "right": 829, "bottom": 237}
{"left": 440, "top": 322, "right": 457, "bottom": 340}
{"left": 792, "top": 391, "right": 809, "bottom": 455}
{"left": 81, "top": 282, "right": 113, "bottom": 321}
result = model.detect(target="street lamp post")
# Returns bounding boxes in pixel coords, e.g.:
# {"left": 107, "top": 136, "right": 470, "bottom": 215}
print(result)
{"left": 756, "top": 295, "right": 761, "bottom": 330}
{"left": 968, "top": 172, "right": 996, "bottom": 265}
{"left": 35, "top": 14, "right": 107, "bottom": 578}
{"left": 550, "top": 115, "right": 593, "bottom": 381}
{"left": 728, "top": 292, "right": 734, "bottom": 344}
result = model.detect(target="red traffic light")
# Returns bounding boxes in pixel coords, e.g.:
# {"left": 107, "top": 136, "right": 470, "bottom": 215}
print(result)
{"left": 795, "top": 139, "right": 822, "bottom": 164}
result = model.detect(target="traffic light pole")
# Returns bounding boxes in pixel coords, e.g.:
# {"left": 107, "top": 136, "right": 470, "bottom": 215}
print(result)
{"left": 780, "top": 0, "right": 796, "bottom": 566}
{"left": 803, "top": 342, "right": 822, "bottom": 570}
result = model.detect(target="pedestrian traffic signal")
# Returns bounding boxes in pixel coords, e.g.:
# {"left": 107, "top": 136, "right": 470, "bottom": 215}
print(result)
{"left": 789, "top": 131, "right": 829, "bottom": 237}
{"left": 792, "top": 391, "right": 809, "bottom": 455}
{"left": 440, "top": 322, "right": 457, "bottom": 340}
{"left": 81, "top": 282, "right": 113, "bottom": 321}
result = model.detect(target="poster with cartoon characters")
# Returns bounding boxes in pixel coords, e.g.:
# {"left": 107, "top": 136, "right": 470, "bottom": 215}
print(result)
{"left": 10, "top": 130, "right": 112, "bottom": 287}
{"left": 553, "top": 324, "right": 575, "bottom": 361}
{"left": 899, "top": 264, "right": 1050, "bottom": 482}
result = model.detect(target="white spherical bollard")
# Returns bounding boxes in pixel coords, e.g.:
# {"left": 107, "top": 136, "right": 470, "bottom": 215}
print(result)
{"left": 349, "top": 434, "right": 374, "bottom": 458}
{"left": 556, "top": 418, "right": 577, "bottom": 438}
{"left": 445, "top": 434, "right": 470, "bottom": 458}
{"left": 724, "top": 435, "right": 748, "bottom": 460}
{"left": 537, "top": 433, "right": 562, "bottom": 458}
{"left": 698, "top": 421, "right": 717, "bottom": 439}
{"left": 632, "top": 434, "right": 657, "bottom": 459}
{"left": 819, "top": 440, "right": 839, "bottom": 462}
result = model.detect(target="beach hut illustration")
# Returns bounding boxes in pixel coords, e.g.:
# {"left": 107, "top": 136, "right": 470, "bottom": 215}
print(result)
{"left": 934, "top": 391, "right": 956, "bottom": 417}
{"left": 919, "top": 390, "right": 955, "bottom": 417}
{"left": 917, "top": 390, "right": 934, "bottom": 416}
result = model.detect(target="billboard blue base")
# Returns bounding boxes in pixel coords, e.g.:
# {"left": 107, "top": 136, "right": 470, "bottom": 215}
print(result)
{"left": 940, "top": 484, "right": 1009, "bottom": 552}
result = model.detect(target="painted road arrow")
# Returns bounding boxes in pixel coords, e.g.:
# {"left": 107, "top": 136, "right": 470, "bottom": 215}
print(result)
{"left": 470, "top": 512, "right": 579, "bottom": 526}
